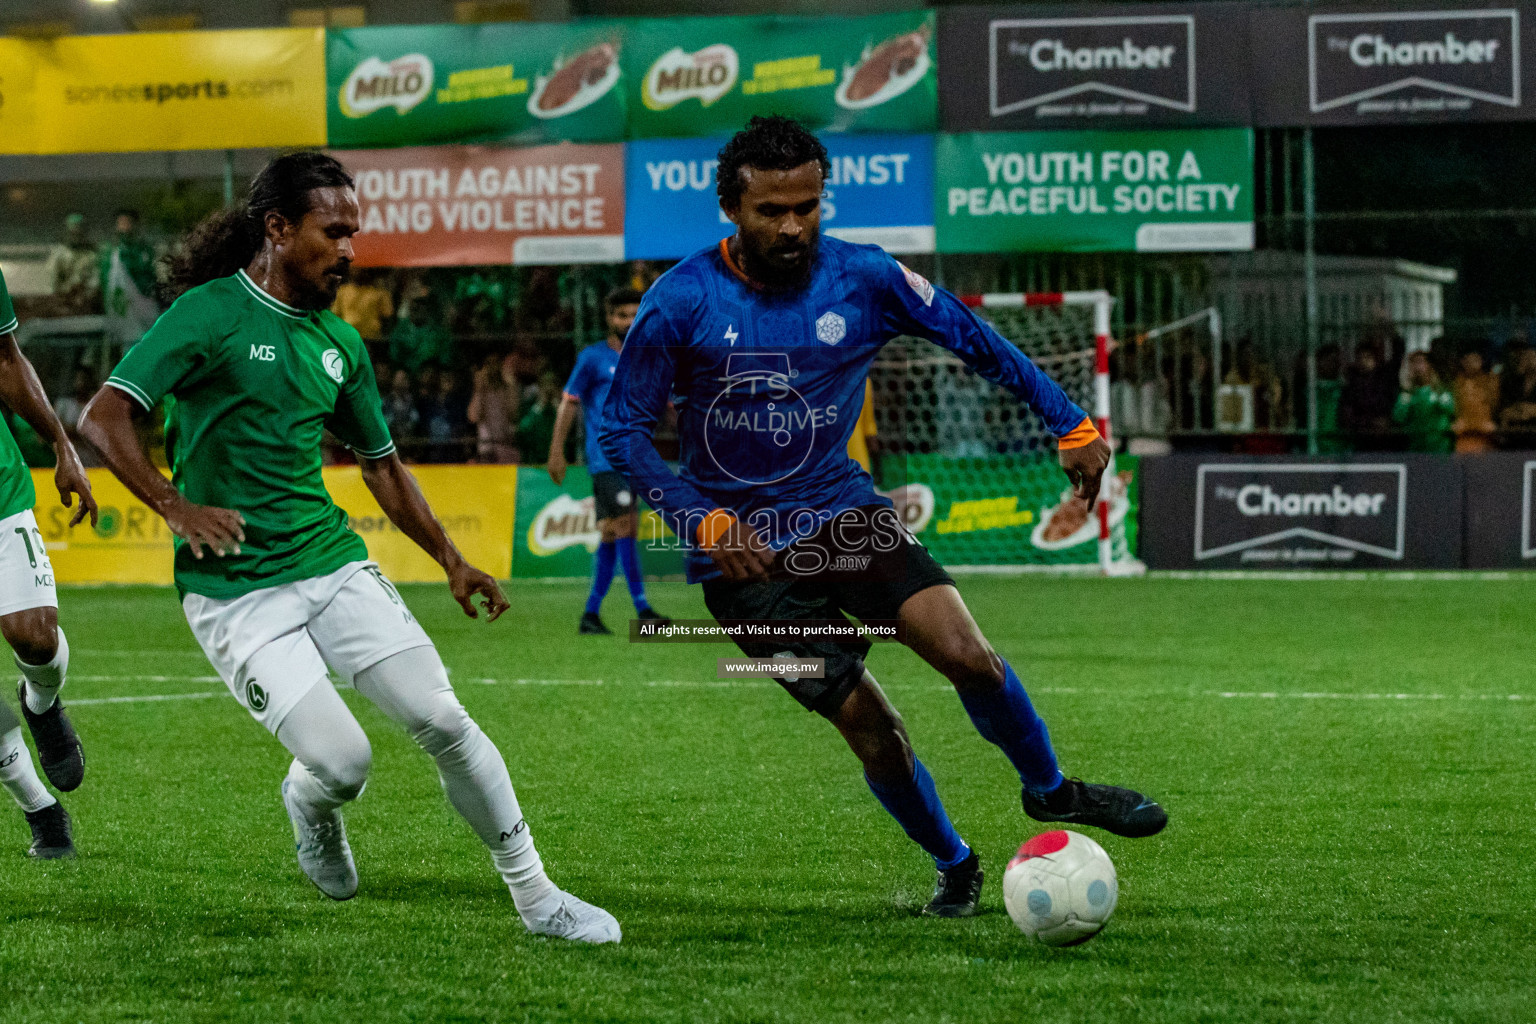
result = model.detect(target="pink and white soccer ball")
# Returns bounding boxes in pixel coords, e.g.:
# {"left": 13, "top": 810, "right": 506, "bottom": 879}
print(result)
{"left": 1002, "top": 830, "right": 1118, "bottom": 946}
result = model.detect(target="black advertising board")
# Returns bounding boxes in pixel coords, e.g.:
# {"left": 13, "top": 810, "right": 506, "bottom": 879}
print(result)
{"left": 1461, "top": 452, "right": 1536, "bottom": 568}
{"left": 1253, "top": 3, "right": 1536, "bottom": 126}
{"left": 937, "top": 2, "right": 1252, "bottom": 131}
{"left": 1140, "top": 454, "right": 1464, "bottom": 570}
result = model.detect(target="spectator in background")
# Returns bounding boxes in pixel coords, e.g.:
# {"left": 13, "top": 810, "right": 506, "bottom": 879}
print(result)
{"left": 1451, "top": 347, "right": 1500, "bottom": 453}
{"left": 53, "top": 367, "right": 100, "bottom": 465}
{"left": 390, "top": 277, "right": 452, "bottom": 371}
{"left": 421, "top": 368, "right": 470, "bottom": 463}
{"left": 468, "top": 353, "right": 520, "bottom": 464}
{"left": 1498, "top": 345, "right": 1536, "bottom": 445}
{"left": 1392, "top": 351, "right": 1455, "bottom": 453}
{"left": 45, "top": 213, "right": 102, "bottom": 315}
{"left": 1340, "top": 345, "right": 1397, "bottom": 449}
{"left": 518, "top": 371, "right": 572, "bottom": 466}
{"left": 1314, "top": 344, "right": 1347, "bottom": 453}
{"left": 382, "top": 368, "right": 419, "bottom": 450}
{"left": 1223, "top": 340, "right": 1286, "bottom": 431}
{"left": 99, "top": 209, "right": 158, "bottom": 328}
{"left": 332, "top": 267, "right": 394, "bottom": 345}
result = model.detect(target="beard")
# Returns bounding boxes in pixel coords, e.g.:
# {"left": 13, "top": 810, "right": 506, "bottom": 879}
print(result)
{"left": 739, "top": 228, "right": 819, "bottom": 292}
{"left": 293, "top": 260, "right": 352, "bottom": 310}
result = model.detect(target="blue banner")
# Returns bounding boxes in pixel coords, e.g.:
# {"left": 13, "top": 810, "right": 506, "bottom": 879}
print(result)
{"left": 624, "top": 133, "right": 934, "bottom": 260}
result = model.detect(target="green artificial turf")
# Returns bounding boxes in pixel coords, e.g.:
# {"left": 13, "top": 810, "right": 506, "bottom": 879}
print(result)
{"left": 3, "top": 576, "right": 1534, "bottom": 1023}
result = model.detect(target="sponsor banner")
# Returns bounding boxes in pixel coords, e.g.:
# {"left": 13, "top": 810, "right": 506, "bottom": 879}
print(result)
{"left": 512, "top": 466, "right": 685, "bottom": 578}
{"left": 935, "top": 128, "right": 1254, "bottom": 253}
{"left": 938, "top": 2, "right": 1252, "bottom": 131}
{"left": 623, "top": 12, "right": 937, "bottom": 139}
{"left": 624, "top": 133, "right": 935, "bottom": 259}
{"left": 34, "top": 466, "right": 515, "bottom": 585}
{"left": 875, "top": 452, "right": 1139, "bottom": 566}
{"left": 0, "top": 29, "right": 326, "bottom": 155}
{"left": 327, "top": 22, "right": 626, "bottom": 149}
{"left": 1254, "top": 4, "right": 1536, "bottom": 126}
{"left": 1461, "top": 452, "right": 1536, "bottom": 567}
{"left": 332, "top": 143, "right": 625, "bottom": 266}
{"left": 1139, "top": 454, "right": 1463, "bottom": 570}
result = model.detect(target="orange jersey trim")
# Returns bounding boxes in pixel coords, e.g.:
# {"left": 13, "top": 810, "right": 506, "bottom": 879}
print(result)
{"left": 1057, "top": 416, "right": 1102, "bottom": 450}
{"left": 718, "top": 238, "right": 762, "bottom": 291}
{"left": 697, "top": 507, "right": 737, "bottom": 548}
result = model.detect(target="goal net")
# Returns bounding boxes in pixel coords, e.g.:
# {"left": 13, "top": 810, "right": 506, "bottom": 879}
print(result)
{"left": 869, "top": 291, "right": 1141, "bottom": 574}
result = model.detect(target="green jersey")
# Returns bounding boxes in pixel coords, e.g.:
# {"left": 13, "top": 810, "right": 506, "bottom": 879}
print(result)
{"left": 107, "top": 271, "right": 395, "bottom": 598}
{"left": 0, "top": 268, "right": 38, "bottom": 522}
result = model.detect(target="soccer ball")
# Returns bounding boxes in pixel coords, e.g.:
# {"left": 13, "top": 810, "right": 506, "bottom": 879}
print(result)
{"left": 1002, "top": 830, "right": 1118, "bottom": 946}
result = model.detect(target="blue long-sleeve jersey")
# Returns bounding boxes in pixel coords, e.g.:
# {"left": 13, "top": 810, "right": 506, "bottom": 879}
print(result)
{"left": 600, "top": 236, "right": 1090, "bottom": 582}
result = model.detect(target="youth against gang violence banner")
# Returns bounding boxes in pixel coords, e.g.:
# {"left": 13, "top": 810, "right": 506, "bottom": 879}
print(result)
{"left": 624, "top": 133, "right": 934, "bottom": 259}
{"left": 623, "top": 12, "right": 937, "bottom": 139}
{"left": 1253, "top": 3, "right": 1536, "bottom": 126}
{"left": 938, "top": 2, "right": 1252, "bottom": 131}
{"left": 327, "top": 21, "right": 626, "bottom": 149}
{"left": 935, "top": 128, "right": 1253, "bottom": 253}
{"left": 334, "top": 143, "right": 625, "bottom": 267}
{"left": 0, "top": 29, "right": 325, "bottom": 155}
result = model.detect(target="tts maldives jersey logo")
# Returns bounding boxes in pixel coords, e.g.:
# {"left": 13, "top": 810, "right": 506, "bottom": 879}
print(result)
{"left": 643, "top": 44, "right": 739, "bottom": 110}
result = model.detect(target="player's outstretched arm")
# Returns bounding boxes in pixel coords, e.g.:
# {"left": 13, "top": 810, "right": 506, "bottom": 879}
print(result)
{"left": 78, "top": 386, "right": 244, "bottom": 558}
{"left": 358, "top": 452, "right": 508, "bottom": 621}
{"left": 546, "top": 395, "right": 580, "bottom": 485}
{"left": 0, "top": 331, "right": 97, "bottom": 527}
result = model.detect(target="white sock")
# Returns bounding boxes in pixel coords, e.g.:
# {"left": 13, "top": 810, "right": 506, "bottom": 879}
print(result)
{"left": 17, "top": 627, "right": 68, "bottom": 715}
{"left": 0, "top": 726, "right": 55, "bottom": 813}
{"left": 352, "top": 647, "right": 559, "bottom": 918}
{"left": 284, "top": 758, "right": 357, "bottom": 824}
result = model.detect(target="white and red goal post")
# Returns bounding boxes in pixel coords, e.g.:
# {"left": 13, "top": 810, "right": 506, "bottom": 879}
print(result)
{"left": 957, "top": 290, "right": 1125, "bottom": 575}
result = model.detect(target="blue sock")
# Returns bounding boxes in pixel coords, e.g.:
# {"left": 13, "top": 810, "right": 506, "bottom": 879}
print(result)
{"left": 956, "top": 659, "right": 1064, "bottom": 796}
{"left": 616, "top": 536, "right": 649, "bottom": 610}
{"left": 865, "top": 758, "right": 970, "bottom": 870}
{"left": 585, "top": 541, "right": 617, "bottom": 615}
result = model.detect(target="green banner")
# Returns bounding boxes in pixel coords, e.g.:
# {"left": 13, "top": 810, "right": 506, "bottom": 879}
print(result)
{"left": 327, "top": 22, "right": 626, "bottom": 148}
{"left": 512, "top": 466, "right": 685, "bottom": 579}
{"left": 936, "top": 129, "right": 1254, "bottom": 254}
{"left": 878, "top": 453, "right": 1139, "bottom": 567}
{"left": 624, "top": 12, "right": 936, "bottom": 139}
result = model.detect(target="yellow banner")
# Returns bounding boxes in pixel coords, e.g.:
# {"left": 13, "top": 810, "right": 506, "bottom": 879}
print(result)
{"left": 0, "top": 28, "right": 326, "bottom": 155}
{"left": 33, "top": 466, "right": 516, "bottom": 586}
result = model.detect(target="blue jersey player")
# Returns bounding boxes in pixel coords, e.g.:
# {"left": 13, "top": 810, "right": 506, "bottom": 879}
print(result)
{"left": 548, "top": 287, "right": 668, "bottom": 635}
{"left": 603, "top": 116, "right": 1166, "bottom": 918}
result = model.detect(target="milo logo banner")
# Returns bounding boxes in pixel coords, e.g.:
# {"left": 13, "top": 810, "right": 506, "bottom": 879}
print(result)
{"left": 327, "top": 22, "right": 626, "bottom": 148}
{"left": 623, "top": 11, "right": 937, "bottom": 138}
{"left": 513, "top": 466, "right": 685, "bottom": 579}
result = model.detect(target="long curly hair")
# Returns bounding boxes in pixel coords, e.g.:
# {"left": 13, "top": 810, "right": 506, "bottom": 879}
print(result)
{"left": 716, "top": 115, "right": 830, "bottom": 211}
{"left": 162, "top": 151, "right": 354, "bottom": 301}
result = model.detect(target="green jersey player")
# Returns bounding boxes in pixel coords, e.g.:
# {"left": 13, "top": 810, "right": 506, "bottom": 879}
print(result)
{"left": 0, "top": 265, "right": 98, "bottom": 859}
{"left": 80, "top": 153, "right": 618, "bottom": 943}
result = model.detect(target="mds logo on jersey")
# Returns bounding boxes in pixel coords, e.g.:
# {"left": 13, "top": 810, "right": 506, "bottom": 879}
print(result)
{"left": 249, "top": 344, "right": 276, "bottom": 362}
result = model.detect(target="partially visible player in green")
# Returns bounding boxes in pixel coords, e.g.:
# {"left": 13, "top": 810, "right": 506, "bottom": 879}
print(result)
{"left": 79, "top": 153, "right": 619, "bottom": 942}
{"left": 0, "top": 265, "right": 98, "bottom": 859}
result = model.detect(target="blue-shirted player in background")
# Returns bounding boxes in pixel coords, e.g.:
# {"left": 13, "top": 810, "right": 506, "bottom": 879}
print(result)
{"left": 548, "top": 287, "right": 668, "bottom": 635}
{"left": 603, "top": 116, "right": 1166, "bottom": 918}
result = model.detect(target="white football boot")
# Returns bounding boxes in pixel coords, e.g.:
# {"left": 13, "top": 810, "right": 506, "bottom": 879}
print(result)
{"left": 523, "top": 890, "right": 622, "bottom": 944}
{"left": 281, "top": 779, "right": 359, "bottom": 901}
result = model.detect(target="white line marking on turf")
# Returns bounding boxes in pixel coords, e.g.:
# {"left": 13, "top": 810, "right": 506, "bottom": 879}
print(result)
{"left": 1212, "top": 690, "right": 1528, "bottom": 702}
{"left": 69, "top": 691, "right": 225, "bottom": 706}
{"left": 73, "top": 674, "right": 221, "bottom": 683}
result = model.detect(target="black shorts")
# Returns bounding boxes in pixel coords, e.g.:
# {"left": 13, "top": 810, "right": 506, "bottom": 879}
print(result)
{"left": 591, "top": 471, "right": 636, "bottom": 521}
{"left": 701, "top": 505, "right": 953, "bottom": 718}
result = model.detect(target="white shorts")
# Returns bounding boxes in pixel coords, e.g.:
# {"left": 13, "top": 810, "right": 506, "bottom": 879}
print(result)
{"left": 183, "top": 560, "right": 433, "bottom": 734}
{"left": 0, "top": 509, "right": 57, "bottom": 617}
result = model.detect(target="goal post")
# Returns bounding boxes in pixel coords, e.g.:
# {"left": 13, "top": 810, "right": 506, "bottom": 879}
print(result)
{"left": 869, "top": 289, "right": 1143, "bottom": 576}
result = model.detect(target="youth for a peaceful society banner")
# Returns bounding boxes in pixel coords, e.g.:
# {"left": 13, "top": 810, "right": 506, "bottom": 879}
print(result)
{"left": 624, "top": 12, "right": 937, "bottom": 139}
{"left": 327, "top": 21, "right": 626, "bottom": 149}
{"left": 334, "top": 143, "right": 625, "bottom": 266}
{"left": 0, "top": 28, "right": 326, "bottom": 155}
{"left": 625, "top": 133, "right": 934, "bottom": 259}
{"left": 935, "top": 127, "right": 1253, "bottom": 253}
